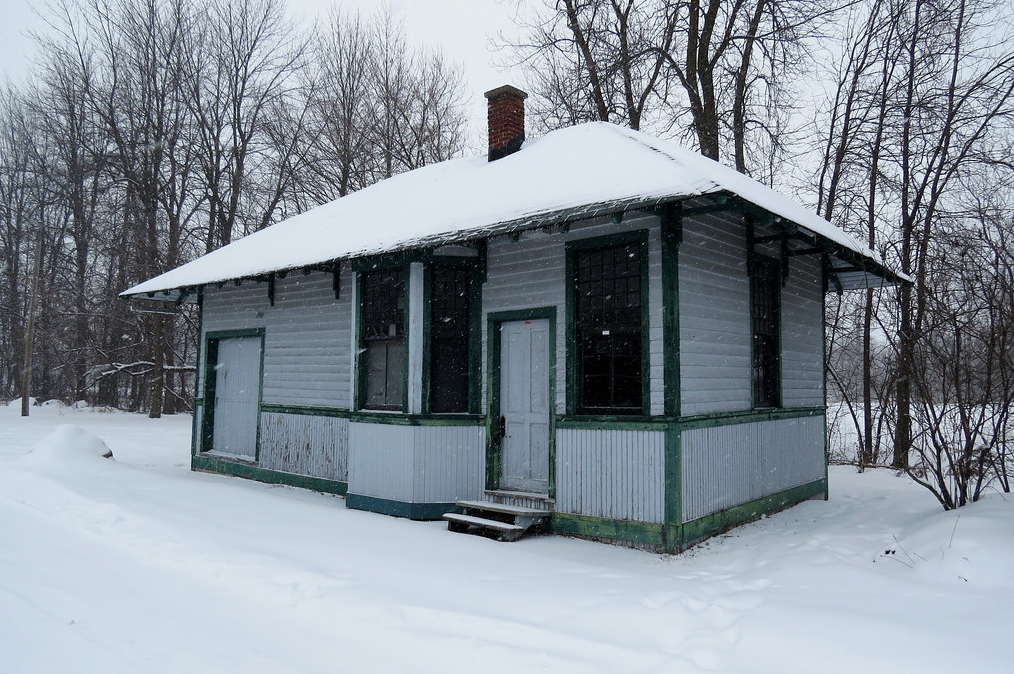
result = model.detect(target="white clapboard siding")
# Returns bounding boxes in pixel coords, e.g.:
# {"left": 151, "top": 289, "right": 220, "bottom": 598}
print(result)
{"left": 482, "top": 213, "right": 664, "bottom": 415}
{"left": 781, "top": 255, "right": 825, "bottom": 407}
{"left": 681, "top": 415, "right": 826, "bottom": 522}
{"left": 556, "top": 428, "right": 666, "bottom": 523}
{"left": 263, "top": 270, "right": 352, "bottom": 408}
{"left": 679, "top": 210, "right": 752, "bottom": 416}
{"left": 198, "top": 283, "right": 269, "bottom": 398}
{"left": 347, "top": 422, "right": 485, "bottom": 503}
{"left": 258, "top": 412, "right": 349, "bottom": 481}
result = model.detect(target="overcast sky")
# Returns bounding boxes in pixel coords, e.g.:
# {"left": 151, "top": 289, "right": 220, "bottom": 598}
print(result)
{"left": 0, "top": 0, "right": 526, "bottom": 147}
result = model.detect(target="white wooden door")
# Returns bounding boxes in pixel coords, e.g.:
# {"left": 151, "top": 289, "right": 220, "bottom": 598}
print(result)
{"left": 499, "top": 319, "right": 550, "bottom": 493}
{"left": 211, "top": 336, "right": 261, "bottom": 458}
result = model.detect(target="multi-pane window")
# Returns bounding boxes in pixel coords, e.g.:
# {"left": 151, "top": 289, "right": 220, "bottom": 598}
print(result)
{"left": 361, "top": 269, "right": 405, "bottom": 410}
{"left": 429, "top": 265, "right": 472, "bottom": 413}
{"left": 574, "top": 242, "right": 643, "bottom": 415}
{"left": 751, "top": 260, "right": 780, "bottom": 408}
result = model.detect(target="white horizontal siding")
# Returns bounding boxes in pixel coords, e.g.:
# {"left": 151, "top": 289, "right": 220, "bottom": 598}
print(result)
{"left": 258, "top": 412, "right": 349, "bottom": 481}
{"left": 556, "top": 428, "right": 665, "bottom": 524}
{"left": 199, "top": 283, "right": 269, "bottom": 398}
{"left": 680, "top": 211, "right": 751, "bottom": 415}
{"left": 781, "top": 255, "right": 824, "bottom": 408}
{"left": 681, "top": 415, "right": 826, "bottom": 522}
{"left": 482, "top": 212, "right": 664, "bottom": 415}
{"left": 263, "top": 270, "right": 352, "bottom": 408}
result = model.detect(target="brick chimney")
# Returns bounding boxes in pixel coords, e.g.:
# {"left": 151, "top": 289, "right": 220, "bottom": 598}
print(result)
{"left": 485, "top": 85, "right": 528, "bottom": 161}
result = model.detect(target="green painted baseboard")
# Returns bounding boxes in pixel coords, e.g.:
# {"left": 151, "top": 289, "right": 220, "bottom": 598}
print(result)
{"left": 678, "top": 478, "right": 827, "bottom": 549}
{"left": 192, "top": 454, "right": 348, "bottom": 496}
{"left": 551, "top": 512, "right": 665, "bottom": 550}
{"left": 345, "top": 493, "right": 458, "bottom": 520}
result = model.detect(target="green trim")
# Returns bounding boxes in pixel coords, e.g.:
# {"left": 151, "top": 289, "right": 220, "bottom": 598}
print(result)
{"left": 821, "top": 268, "right": 830, "bottom": 497}
{"left": 679, "top": 478, "right": 826, "bottom": 549}
{"left": 486, "top": 307, "right": 558, "bottom": 496}
{"left": 404, "top": 265, "right": 412, "bottom": 413}
{"left": 467, "top": 264, "right": 483, "bottom": 415}
{"left": 203, "top": 328, "right": 265, "bottom": 340}
{"left": 677, "top": 406, "right": 825, "bottom": 430}
{"left": 192, "top": 289, "right": 205, "bottom": 456}
{"left": 421, "top": 263, "right": 432, "bottom": 414}
{"left": 345, "top": 493, "right": 456, "bottom": 520}
{"left": 564, "top": 228, "right": 651, "bottom": 416}
{"left": 193, "top": 454, "right": 348, "bottom": 496}
{"left": 351, "top": 250, "right": 423, "bottom": 272}
{"left": 661, "top": 203, "right": 682, "bottom": 417}
{"left": 260, "top": 403, "right": 350, "bottom": 418}
{"left": 663, "top": 421, "right": 681, "bottom": 553}
{"left": 192, "top": 399, "right": 204, "bottom": 457}
{"left": 353, "top": 272, "right": 363, "bottom": 410}
{"left": 258, "top": 403, "right": 484, "bottom": 426}
{"left": 349, "top": 411, "right": 485, "bottom": 426}
{"left": 551, "top": 513, "right": 665, "bottom": 549}
{"left": 555, "top": 416, "right": 668, "bottom": 431}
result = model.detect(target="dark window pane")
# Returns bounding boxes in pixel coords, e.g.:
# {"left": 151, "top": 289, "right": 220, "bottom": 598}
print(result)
{"left": 575, "top": 242, "right": 642, "bottom": 415}
{"left": 430, "top": 265, "right": 471, "bottom": 413}
{"left": 361, "top": 270, "right": 405, "bottom": 410}
{"left": 752, "top": 262, "right": 780, "bottom": 408}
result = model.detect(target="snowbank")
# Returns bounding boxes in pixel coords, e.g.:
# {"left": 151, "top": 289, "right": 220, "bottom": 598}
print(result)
{"left": 0, "top": 406, "right": 1009, "bottom": 674}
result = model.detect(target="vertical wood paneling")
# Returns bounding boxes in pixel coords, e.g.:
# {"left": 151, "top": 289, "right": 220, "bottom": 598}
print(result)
{"left": 556, "top": 428, "right": 665, "bottom": 524}
{"left": 258, "top": 412, "right": 349, "bottom": 481}
{"left": 412, "top": 425, "right": 486, "bottom": 502}
{"left": 481, "top": 213, "right": 664, "bottom": 414}
{"left": 679, "top": 211, "right": 752, "bottom": 415}
{"left": 681, "top": 415, "right": 826, "bottom": 522}
{"left": 347, "top": 423, "right": 415, "bottom": 501}
{"left": 263, "top": 270, "right": 352, "bottom": 408}
{"left": 781, "top": 255, "right": 824, "bottom": 407}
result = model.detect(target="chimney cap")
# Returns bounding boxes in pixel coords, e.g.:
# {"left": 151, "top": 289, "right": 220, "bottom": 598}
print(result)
{"left": 484, "top": 85, "right": 528, "bottom": 101}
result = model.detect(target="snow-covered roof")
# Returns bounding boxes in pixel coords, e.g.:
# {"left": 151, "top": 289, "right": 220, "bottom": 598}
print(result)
{"left": 123, "top": 122, "right": 906, "bottom": 299}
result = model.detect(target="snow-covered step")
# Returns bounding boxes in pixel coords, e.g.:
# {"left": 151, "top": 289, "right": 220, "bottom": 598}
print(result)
{"left": 445, "top": 498, "right": 552, "bottom": 542}
{"left": 455, "top": 500, "right": 551, "bottom": 519}
{"left": 443, "top": 513, "right": 527, "bottom": 542}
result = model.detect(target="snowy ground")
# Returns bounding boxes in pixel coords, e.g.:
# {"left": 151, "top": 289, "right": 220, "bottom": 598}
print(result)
{"left": 1, "top": 403, "right": 1011, "bottom": 673}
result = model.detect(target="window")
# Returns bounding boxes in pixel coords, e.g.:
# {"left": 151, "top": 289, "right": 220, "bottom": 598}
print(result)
{"left": 574, "top": 241, "right": 643, "bottom": 415}
{"left": 360, "top": 269, "right": 405, "bottom": 410}
{"left": 429, "top": 265, "right": 472, "bottom": 413}
{"left": 751, "top": 259, "right": 780, "bottom": 408}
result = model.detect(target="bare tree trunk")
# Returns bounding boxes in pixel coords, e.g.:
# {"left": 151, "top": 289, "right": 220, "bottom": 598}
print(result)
{"left": 20, "top": 227, "right": 41, "bottom": 416}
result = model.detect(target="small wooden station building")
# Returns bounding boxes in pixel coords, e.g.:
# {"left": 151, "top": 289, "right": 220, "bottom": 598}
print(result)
{"left": 124, "top": 86, "right": 904, "bottom": 552}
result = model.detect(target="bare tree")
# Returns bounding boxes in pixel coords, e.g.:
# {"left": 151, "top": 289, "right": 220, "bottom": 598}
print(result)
{"left": 503, "top": 0, "right": 830, "bottom": 175}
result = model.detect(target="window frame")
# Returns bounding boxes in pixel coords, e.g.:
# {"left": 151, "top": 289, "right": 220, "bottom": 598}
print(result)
{"left": 750, "top": 254, "right": 782, "bottom": 409}
{"left": 423, "top": 259, "right": 481, "bottom": 414}
{"left": 356, "top": 266, "right": 408, "bottom": 412}
{"left": 565, "top": 230, "right": 650, "bottom": 417}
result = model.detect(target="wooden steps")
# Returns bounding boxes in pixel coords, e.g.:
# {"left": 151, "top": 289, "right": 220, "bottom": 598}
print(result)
{"left": 443, "top": 495, "right": 553, "bottom": 542}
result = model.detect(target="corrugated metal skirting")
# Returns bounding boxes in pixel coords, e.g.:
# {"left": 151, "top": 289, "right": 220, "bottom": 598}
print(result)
{"left": 681, "top": 415, "right": 825, "bottom": 522}
{"left": 348, "top": 423, "right": 485, "bottom": 504}
{"left": 556, "top": 428, "right": 666, "bottom": 524}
